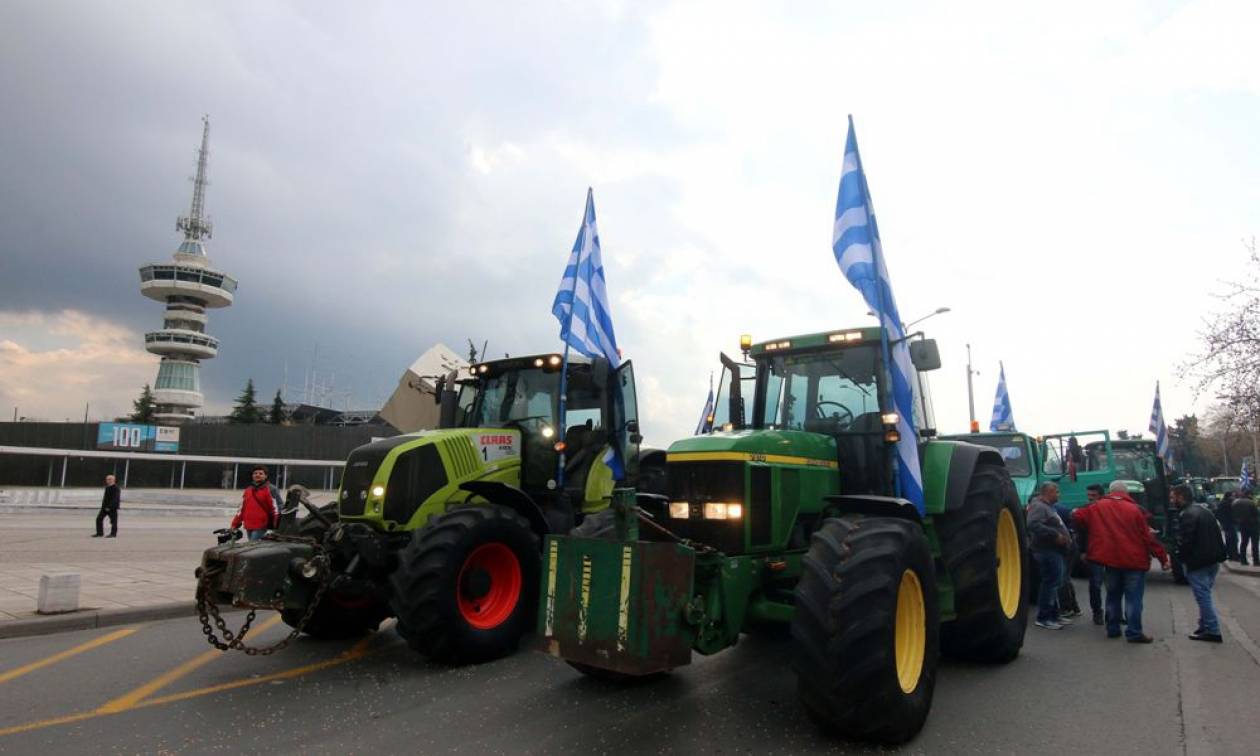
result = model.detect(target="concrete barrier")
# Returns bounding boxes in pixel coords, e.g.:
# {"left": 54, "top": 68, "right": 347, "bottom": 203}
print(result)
{"left": 38, "top": 573, "right": 81, "bottom": 614}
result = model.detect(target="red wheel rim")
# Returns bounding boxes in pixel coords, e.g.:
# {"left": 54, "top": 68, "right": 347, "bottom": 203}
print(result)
{"left": 456, "top": 542, "right": 522, "bottom": 629}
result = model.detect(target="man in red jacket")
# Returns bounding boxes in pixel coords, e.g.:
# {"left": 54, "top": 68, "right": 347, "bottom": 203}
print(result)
{"left": 1072, "top": 480, "right": 1170, "bottom": 643}
{"left": 231, "top": 465, "right": 281, "bottom": 541}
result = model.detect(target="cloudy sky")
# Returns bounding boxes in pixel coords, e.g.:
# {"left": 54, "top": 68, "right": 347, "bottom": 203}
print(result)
{"left": 2, "top": 0, "right": 1258, "bottom": 446}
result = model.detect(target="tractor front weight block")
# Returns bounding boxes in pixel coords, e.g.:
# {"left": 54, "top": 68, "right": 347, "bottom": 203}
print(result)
{"left": 537, "top": 534, "right": 696, "bottom": 676}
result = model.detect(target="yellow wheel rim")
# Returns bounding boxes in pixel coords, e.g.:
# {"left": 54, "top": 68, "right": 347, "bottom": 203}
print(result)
{"left": 996, "top": 508, "right": 1021, "bottom": 619}
{"left": 894, "top": 569, "right": 926, "bottom": 694}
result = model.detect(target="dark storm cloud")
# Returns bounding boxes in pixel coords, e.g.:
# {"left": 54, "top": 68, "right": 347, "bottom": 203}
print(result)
{"left": 0, "top": 0, "right": 680, "bottom": 410}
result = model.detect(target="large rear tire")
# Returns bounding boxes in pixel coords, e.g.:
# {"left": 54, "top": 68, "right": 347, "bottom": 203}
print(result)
{"left": 791, "top": 515, "right": 940, "bottom": 745}
{"left": 390, "top": 504, "right": 540, "bottom": 664}
{"left": 937, "top": 462, "right": 1029, "bottom": 663}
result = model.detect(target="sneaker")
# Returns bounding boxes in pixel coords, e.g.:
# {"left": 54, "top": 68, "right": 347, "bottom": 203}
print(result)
{"left": 1064, "top": 608, "right": 1083, "bottom": 618}
{"left": 1189, "top": 631, "right": 1223, "bottom": 643}
{"left": 1127, "top": 634, "right": 1154, "bottom": 644}
{"left": 1093, "top": 611, "right": 1104, "bottom": 626}
{"left": 1035, "top": 620, "right": 1062, "bottom": 630}
{"left": 1056, "top": 615, "right": 1075, "bottom": 625}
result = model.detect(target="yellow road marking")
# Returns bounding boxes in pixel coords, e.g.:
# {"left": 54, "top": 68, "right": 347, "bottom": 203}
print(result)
{"left": 96, "top": 614, "right": 283, "bottom": 714}
{"left": 0, "top": 626, "right": 141, "bottom": 685}
{"left": 138, "top": 634, "right": 375, "bottom": 708}
{"left": 0, "top": 619, "right": 380, "bottom": 738}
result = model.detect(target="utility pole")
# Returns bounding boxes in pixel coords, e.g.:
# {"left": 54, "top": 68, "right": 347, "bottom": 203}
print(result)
{"left": 966, "top": 343, "right": 978, "bottom": 432}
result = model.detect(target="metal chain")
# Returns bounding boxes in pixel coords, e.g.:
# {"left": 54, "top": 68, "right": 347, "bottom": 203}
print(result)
{"left": 195, "top": 555, "right": 331, "bottom": 656}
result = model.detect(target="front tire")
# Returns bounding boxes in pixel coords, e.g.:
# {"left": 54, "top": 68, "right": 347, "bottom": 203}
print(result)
{"left": 390, "top": 504, "right": 540, "bottom": 664}
{"left": 937, "top": 462, "right": 1029, "bottom": 663}
{"left": 791, "top": 515, "right": 940, "bottom": 745}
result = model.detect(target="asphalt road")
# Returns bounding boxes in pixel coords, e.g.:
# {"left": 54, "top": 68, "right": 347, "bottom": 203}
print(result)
{"left": 2, "top": 572, "right": 1259, "bottom": 755}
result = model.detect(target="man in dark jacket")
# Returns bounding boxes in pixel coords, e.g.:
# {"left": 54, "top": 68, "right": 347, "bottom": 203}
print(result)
{"left": 1173, "top": 484, "right": 1227, "bottom": 642}
{"left": 1027, "top": 482, "right": 1072, "bottom": 629}
{"left": 1216, "top": 491, "right": 1238, "bottom": 561}
{"left": 93, "top": 474, "right": 121, "bottom": 538}
{"left": 1072, "top": 481, "right": 1170, "bottom": 643}
{"left": 1232, "top": 492, "right": 1259, "bottom": 565}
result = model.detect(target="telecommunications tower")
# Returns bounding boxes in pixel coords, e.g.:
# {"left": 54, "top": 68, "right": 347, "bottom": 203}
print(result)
{"left": 137, "top": 116, "right": 237, "bottom": 423}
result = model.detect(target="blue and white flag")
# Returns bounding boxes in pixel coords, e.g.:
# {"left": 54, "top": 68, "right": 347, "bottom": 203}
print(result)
{"left": 989, "top": 362, "right": 1015, "bottom": 432}
{"left": 1241, "top": 460, "right": 1253, "bottom": 492}
{"left": 552, "top": 188, "right": 620, "bottom": 367}
{"left": 831, "top": 116, "right": 923, "bottom": 511}
{"left": 1148, "top": 382, "right": 1173, "bottom": 471}
{"left": 695, "top": 374, "right": 715, "bottom": 435}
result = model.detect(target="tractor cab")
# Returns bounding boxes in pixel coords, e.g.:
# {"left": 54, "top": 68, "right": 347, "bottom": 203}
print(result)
{"left": 446, "top": 353, "right": 641, "bottom": 510}
{"left": 709, "top": 327, "right": 940, "bottom": 498}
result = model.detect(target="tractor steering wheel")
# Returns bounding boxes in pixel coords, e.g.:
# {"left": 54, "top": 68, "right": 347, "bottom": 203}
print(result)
{"left": 814, "top": 401, "right": 854, "bottom": 430}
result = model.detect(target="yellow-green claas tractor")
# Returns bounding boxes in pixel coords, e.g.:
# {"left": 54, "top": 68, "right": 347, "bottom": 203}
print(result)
{"left": 196, "top": 352, "right": 663, "bottom": 663}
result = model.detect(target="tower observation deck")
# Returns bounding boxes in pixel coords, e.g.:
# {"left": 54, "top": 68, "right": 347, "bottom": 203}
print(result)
{"left": 138, "top": 116, "right": 238, "bottom": 424}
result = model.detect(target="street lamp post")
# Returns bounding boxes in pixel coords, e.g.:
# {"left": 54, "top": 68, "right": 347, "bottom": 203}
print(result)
{"left": 966, "top": 343, "right": 979, "bottom": 432}
{"left": 868, "top": 306, "right": 952, "bottom": 332}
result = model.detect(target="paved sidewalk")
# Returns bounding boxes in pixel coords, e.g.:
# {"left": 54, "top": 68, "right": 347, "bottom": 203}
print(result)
{"left": 0, "top": 511, "right": 226, "bottom": 637}
{"left": 1224, "top": 560, "right": 1260, "bottom": 578}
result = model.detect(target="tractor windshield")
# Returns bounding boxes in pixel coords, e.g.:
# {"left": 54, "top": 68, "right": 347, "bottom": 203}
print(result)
{"left": 460, "top": 368, "right": 560, "bottom": 432}
{"left": 757, "top": 344, "right": 882, "bottom": 433}
{"left": 1085, "top": 442, "right": 1159, "bottom": 481}
{"left": 973, "top": 434, "right": 1032, "bottom": 477}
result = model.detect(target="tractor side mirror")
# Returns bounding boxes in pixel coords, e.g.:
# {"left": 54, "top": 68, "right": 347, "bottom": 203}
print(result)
{"left": 909, "top": 339, "right": 942, "bottom": 371}
{"left": 432, "top": 376, "right": 446, "bottom": 405}
{"left": 627, "top": 419, "right": 643, "bottom": 445}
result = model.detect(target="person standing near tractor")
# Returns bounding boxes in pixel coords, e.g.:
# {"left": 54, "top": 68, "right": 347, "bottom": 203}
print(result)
{"left": 1027, "top": 482, "right": 1072, "bottom": 629}
{"left": 1072, "top": 480, "right": 1170, "bottom": 643}
{"left": 1078, "top": 484, "right": 1107, "bottom": 624}
{"left": 1171, "top": 484, "right": 1226, "bottom": 642}
{"left": 1216, "top": 491, "right": 1238, "bottom": 562}
{"left": 230, "top": 465, "right": 281, "bottom": 541}
{"left": 1231, "top": 491, "right": 1259, "bottom": 566}
{"left": 92, "top": 474, "right": 121, "bottom": 538}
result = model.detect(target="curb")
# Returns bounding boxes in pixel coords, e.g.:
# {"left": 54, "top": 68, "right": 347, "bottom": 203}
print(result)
{"left": 0, "top": 602, "right": 243, "bottom": 640}
{"left": 1223, "top": 561, "right": 1260, "bottom": 579}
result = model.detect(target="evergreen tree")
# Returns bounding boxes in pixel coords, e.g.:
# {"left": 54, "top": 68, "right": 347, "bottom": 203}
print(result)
{"left": 230, "top": 378, "right": 262, "bottom": 424}
{"left": 130, "top": 384, "right": 155, "bottom": 423}
{"left": 268, "top": 389, "right": 287, "bottom": 425}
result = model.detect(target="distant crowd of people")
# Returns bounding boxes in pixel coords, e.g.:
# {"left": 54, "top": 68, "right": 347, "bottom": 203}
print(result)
{"left": 1214, "top": 488, "right": 1260, "bottom": 566}
{"left": 1026, "top": 480, "right": 1233, "bottom": 644}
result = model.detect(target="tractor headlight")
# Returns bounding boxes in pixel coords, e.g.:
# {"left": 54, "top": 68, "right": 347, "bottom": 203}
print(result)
{"left": 371, "top": 485, "right": 385, "bottom": 497}
{"left": 881, "top": 413, "right": 899, "bottom": 426}
{"left": 299, "top": 559, "right": 320, "bottom": 579}
{"left": 541, "top": 425, "right": 555, "bottom": 438}
{"left": 668, "top": 501, "right": 691, "bottom": 519}
{"left": 703, "top": 502, "right": 743, "bottom": 520}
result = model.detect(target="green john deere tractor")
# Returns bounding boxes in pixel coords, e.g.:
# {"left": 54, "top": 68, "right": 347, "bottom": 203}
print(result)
{"left": 197, "top": 352, "right": 662, "bottom": 663}
{"left": 538, "top": 327, "right": 1029, "bottom": 744}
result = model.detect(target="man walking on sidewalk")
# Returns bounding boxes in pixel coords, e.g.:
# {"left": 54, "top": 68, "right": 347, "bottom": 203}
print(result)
{"left": 1073, "top": 480, "right": 1170, "bottom": 643}
{"left": 92, "top": 474, "right": 121, "bottom": 538}
{"left": 1172, "top": 483, "right": 1226, "bottom": 643}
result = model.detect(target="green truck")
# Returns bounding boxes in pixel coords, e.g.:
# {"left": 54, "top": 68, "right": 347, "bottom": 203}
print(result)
{"left": 538, "top": 327, "right": 1029, "bottom": 744}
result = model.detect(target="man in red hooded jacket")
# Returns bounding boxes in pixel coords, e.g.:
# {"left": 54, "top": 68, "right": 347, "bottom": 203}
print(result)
{"left": 1072, "top": 480, "right": 1170, "bottom": 643}
{"left": 231, "top": 465, "right": 281, "bottom": 541}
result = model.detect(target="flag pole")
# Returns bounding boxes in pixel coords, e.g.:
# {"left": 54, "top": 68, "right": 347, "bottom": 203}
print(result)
{"left": 849, "top": 115, "right": 901, "bottom": 499}
{"left": 555, "top": 189, "right": 592, "bottom": 489}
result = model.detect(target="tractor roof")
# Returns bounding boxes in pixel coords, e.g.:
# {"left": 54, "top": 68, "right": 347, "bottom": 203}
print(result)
{"left": 748, "top": 327, "right": 885, "bottom": 357}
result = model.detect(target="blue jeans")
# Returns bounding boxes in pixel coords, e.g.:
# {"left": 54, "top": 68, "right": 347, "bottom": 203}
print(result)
{"left": 1088, "top": 561, "right": 1104, "bottom": 614}
{"left": 1034, "top": 550, "right": 1064, "bottom": 623}
{"left": 247, "top": 529, "right": 267, "bottom": 541}
{"left": 1104, "top": 568, "right": 1146, "bottom": 639}
{"left": 1186, "top": 564, "right": 1220, "bottom": 635}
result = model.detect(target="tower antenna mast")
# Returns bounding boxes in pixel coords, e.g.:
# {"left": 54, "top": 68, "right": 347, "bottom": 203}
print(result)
{"left": 177, "top": 115, "right": 214, "bottom": 242}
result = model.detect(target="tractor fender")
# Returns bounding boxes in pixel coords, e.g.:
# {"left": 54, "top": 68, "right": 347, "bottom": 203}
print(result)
{"left": 458, "top": 481, "right": 551, "bottom": 538}
{"left": 938, "top": 441, "right": 1006, "bottom": 514}
{"left": 822, "top": 494, "right": 922, "bottom": 523}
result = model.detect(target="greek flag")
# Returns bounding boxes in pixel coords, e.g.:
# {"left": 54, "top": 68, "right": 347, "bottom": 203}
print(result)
{"left": 989, "top": 362, "right": 1015, "bottom": 432}
{"left": 1242, "top": 460, "right": 1253, "bottom": 492}
{"left": 832, "top": 116, "right": 923, "bottom": 511}
{"left": 1148, "top": 382, "right": 1173, "bottom": 470}
{"left": 695, "top": 374, "right": 715, "bottom": 435}
{"left": 552, "top": 188, "right": 620, "bottom": 367}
